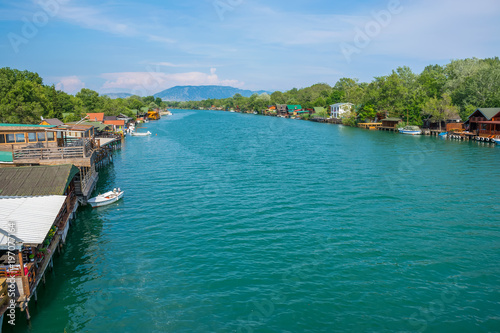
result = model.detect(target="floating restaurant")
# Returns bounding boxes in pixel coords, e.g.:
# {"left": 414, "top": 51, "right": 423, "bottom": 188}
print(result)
{"left": 0, "top": 165, "right": 81, "bottom": 324}
{"left": 0, "top": 118, "right": 126, "bottom": 327}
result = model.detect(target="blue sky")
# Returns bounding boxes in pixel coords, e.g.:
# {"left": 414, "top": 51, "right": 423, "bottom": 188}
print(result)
{"left": 1, "top": 0, "right": 499, "bottom": 95}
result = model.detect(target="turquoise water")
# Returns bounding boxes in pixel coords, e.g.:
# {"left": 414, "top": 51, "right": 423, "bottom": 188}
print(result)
{"left": 6, "top": 110, "right": 500, "bottom": 332}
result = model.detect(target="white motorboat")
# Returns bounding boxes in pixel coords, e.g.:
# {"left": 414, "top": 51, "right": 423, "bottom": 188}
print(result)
{"left": 399, "top": 126, "right": 422, "bottom": 135}
{"left": 131, "top": 131, "right": 152, "bottom": 136}
{"left": 492, "top": 138, "right": 500, "bottom": 145}
{"left": 88, "top": 188, "right": 124, "bottom": 208}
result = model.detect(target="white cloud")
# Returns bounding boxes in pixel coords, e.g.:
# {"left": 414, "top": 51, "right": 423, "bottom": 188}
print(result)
{"left": 100, "top": 69, "right": 243, "bottom": 95}
{"left": 55, "top": 76, "right": 85, "bottom": 94}
{"left": 52, "top": 1, "right": 176, "bottom": 44}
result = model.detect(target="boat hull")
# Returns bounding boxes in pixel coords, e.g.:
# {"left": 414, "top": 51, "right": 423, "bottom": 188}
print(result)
{"left": 399, "top": 130, "right": 422, "bottom": 135}
{"left": 88, "top": 191, "right": 124, "bottom": 208}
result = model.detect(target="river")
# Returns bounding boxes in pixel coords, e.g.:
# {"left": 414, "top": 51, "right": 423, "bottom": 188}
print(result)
{"left": 7, "top": 109, "right": 500, "bottom": 332}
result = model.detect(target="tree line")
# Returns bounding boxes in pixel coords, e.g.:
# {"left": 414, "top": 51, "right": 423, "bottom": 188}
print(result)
{"left": 165, "top": 57, "right": 500, "bottom": 125}
{"left": 1, "top": 57, "right": 499, "bottom": 125}
{"left": 0, "top": 67, "right": 166, "bottom": 124}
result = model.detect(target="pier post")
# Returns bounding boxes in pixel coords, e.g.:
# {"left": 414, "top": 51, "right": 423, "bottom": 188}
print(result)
{"left": 25, "top": 306, "right": 31, "bottom": 323}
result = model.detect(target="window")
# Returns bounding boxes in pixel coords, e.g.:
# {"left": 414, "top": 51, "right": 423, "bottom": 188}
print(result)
{"left": 0, "top": 134, "right": 4, "bottom": 144}
{"left": 37, "top": 132, "right": 46, "bottom": 141}
{"left": 28, "top": 133, "right": 36, "bottom": 142}
{"left": 6, "top": 134, "right": 15, "bottom": 143}
{"left": 47, "top": 132, "right": 55, "bottom": 141}
{"left": 15, "top": 133, "right": 25, "bottom": 143}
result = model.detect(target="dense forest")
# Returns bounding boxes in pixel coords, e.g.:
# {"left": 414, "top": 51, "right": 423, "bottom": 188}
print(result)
{"left": 1, "top": 57, "right": 499, "bottom": 125}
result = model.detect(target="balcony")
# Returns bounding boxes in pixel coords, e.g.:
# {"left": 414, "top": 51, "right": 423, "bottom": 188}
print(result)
{"left": 12, "top": 138, "right": 96, "bottom": 167}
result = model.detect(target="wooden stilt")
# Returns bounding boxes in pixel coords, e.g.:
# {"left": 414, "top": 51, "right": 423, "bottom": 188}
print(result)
{"left": 25, "top": 306, "right": 31, "bottom": 323}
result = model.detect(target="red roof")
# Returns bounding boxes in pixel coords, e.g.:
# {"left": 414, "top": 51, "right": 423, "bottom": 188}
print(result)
{"left": 86, "top": 113, "right": 105, "bottom": 122}
{"left": 103, "top": 120, "right": 125, "bottom": 126}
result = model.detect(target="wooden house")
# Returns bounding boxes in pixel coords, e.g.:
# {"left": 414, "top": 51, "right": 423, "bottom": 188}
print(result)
{"left": 0, "top": 124, "right": 58, "bottom": 155}
{"left": 422, "top": 114, "right": 461, "bottom": 131}
{"left": 380, "top": 118, "right": 403, "bottom": 131}
{"left": 103, "top": 119, "right": 126, "bottom": 133}
{"left": 466, "top": 108, "right": 500, "bottom": 138}
{"left": 0, "top": 123, "right": 101, "bottom": 200}
{"left": 0, "top": 165, "right": 81, "bottom": 318}
{"left": 276, "top": 104, "right": 288, "bottom": 116}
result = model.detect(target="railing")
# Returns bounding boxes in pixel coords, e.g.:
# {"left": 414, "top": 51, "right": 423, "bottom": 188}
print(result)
{"left": 13, "top": 146, "right": 86, "bottom": 160}
{"left": 80, "top": 165, "right": 97, "bottom": 196}
{"left": 479, "top": 129, "right": 500, "bottom": 136}
{"left": 13, "top": 138, "right": 96, "bottom": 161}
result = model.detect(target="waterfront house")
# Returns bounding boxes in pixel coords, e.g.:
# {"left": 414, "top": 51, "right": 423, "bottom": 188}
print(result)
{"left": 276, "top": 104, "right": 287, "bottom": 116}
{"left": 103, "top": 119, "right": 126, "bottom": 133}
{"left": 422, "top": 114, "right": 461, "bottom": 131}
{"left": 287, "top": 105, "right": 302, "bottom": 115}
{"left": 39, "top": 118, "right": 64, "bottom": 126}
{"left": 0, "top": 123, "right": 103, "bottom": 200}
{"left": 330, "top": 103, "right": 353, "bottom": 119}
{"left": 0, "top": 124, "right": 57, "bottom": 156}
{"left": 380, "top": 118, "right": 403, "bottom": 131}
{"left": 0, "top": 164, "right": 81, "bottom": 318}
{"left": 465, "top": 108, "right": 500, "bottom": 138}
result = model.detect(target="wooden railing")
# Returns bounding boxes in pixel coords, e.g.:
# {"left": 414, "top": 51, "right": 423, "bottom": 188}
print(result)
{"left": 479, "top": 129, "right": 500, "bottom": 136}
{"left": 12, "top": 138, "right": 96, "bottom": 161}
{"left": 13, "top": 146, "right": 87, "bottom": 160}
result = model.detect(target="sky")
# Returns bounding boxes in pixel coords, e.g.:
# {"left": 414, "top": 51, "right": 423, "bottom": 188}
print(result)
{"left": 0, "top": 0, "right": 499, "bottom": 95}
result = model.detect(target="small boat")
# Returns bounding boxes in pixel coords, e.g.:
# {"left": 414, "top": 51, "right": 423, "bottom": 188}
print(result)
{"left": 492, "top": 138, "right": 500, "bottom": 144}
{"left": 131, "top": 131, "right": 152, "bottom": 136}
{"left": 253, "top": 111, "right": 258, "bottom": 115}
{"left": 88, "top": 188, "right": 124, "bottom": 208}
{"left": 399, "top": 126, "right": 422, "bottom": 135}
{"left": 439, "top": 132, "right": 448, "bottom": 138}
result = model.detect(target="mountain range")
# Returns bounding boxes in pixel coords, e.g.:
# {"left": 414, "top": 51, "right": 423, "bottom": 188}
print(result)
{"left": 154, "top": 85, "right": 272, "bottom": 101}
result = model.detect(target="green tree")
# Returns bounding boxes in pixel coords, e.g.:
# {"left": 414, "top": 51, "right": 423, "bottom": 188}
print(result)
{"left": 422, "top": 93, "right": 459, "bottom": 131}
{"left": 76, "top": 88, "right": 101, "bottom": 112}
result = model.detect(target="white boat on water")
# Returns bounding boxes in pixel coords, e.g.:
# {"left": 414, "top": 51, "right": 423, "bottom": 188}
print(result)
{"left": 88, "top": 188, "right": 124, "bottom": 208}
{"left": 492, "top": 138, "right": 500, "bottom": 144}
{"left": 131, "top": 131, "right": 152, "bottom": 136}
{"left": 399, "top": 126, "right": 422, "bottom": 135}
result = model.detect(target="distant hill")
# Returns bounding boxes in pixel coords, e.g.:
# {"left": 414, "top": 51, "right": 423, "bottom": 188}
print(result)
{"left": 104, "top": 93, "right": 133, "bottom": 99}
{"left": 154, "top": 85, "right": 272, "bottom": 101}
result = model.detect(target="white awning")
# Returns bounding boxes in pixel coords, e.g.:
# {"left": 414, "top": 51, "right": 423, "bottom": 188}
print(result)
{"left": 0, "top": 196, "right": 67, "bottom": 249}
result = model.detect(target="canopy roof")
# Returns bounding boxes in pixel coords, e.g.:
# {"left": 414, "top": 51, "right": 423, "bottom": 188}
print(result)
{"left": 0, "top": 164, "right": 79, "bottom": 196}
{"left": 468, "top": 108, "right": 500, "bottom": 120}
{"left": 0, "top": 196, "right": 66, "bottom": 249}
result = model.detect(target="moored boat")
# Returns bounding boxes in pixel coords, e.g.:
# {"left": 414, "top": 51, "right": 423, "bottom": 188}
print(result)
{"left": 399, "top": 126, "right": 422, "bottom": 135}
{"left": 492, "top": 138, "right": 500, "bottom": 144}
{"left": 88, "top": 188, "right": 124, "bottom": 208}
{"left": 131, "top": 131, "right": 152, "bottom": 136}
